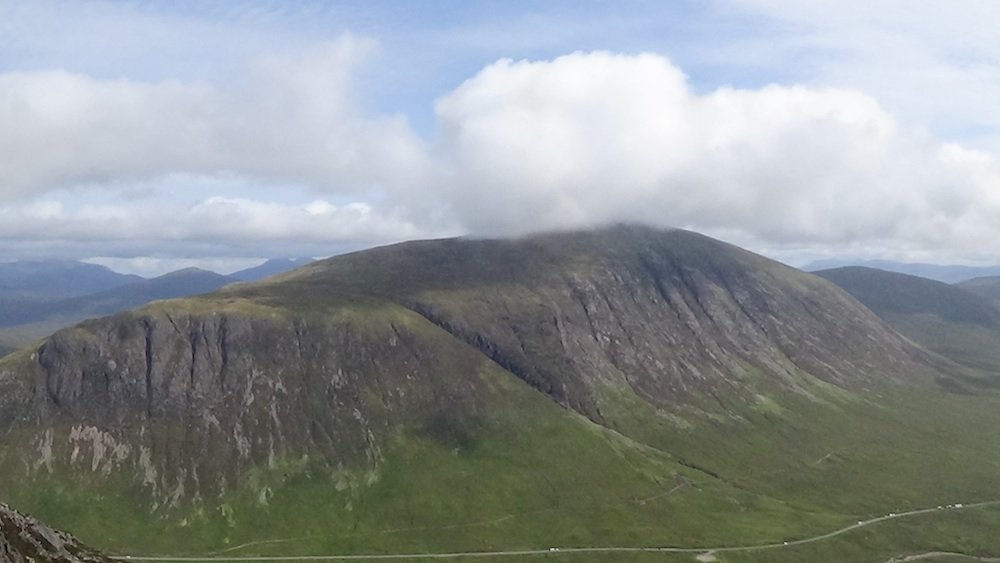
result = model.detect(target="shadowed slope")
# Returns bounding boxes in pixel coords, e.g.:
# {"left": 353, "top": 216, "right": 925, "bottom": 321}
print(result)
{"left": 957, "top": 276, "right": 1000, "bottom": 307}
{"left": 817, "top": 266, "right": 1000, "bottom": 374}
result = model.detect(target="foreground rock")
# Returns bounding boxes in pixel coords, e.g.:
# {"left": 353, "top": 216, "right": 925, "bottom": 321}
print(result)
{"left": 0, "top": 503, "right": 112, "bottom": 562}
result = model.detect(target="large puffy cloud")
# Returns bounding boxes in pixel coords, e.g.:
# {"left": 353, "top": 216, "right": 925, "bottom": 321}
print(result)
{"left": 0, "top": 35, "right": 428, "bottom": 201}
{"left": 433, "top": 51, "right": 1000, "bottom": 258}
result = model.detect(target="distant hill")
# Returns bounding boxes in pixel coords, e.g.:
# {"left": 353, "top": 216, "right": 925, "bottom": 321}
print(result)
{"left": 0, "top": 260, "right": 145, "bottom": 353}
{"left": 229, "top": 257, "right": 314, "bottom": 281}
{"left": 956, "top": 276, "right": 1000, "bottom": 306}
{"left": 816, "top": 266, "right": 1000, "bottom": 373}
{"left": 804, "top": 258, "right": 1000, "bottom": 284}
{"left": 42, "top": 267, "right": 236, "bottom": 320}
{"left": 0, "top": 268, "right": 236, "bottom": 355}
{"left": 0, "top": 259, "right": 142, "bottom": 301}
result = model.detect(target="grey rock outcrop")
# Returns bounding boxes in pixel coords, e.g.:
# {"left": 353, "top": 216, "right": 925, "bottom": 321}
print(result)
{"left": 0, "top": 502, "right": 112, "bottom": 563}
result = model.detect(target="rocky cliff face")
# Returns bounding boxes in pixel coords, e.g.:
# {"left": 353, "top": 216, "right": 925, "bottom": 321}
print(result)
{"left": 274, "top": 227, "right": 934, "bottom": 415}
{"left": 392, "top": 230, "right": 930, "bottom": 417}
{"left": 0, "top": 503, "right": 111, "bottom": 563}
{"left": 0, "top": 226, "right": 937, "bottom": 509}
{"left": 4, "top": 302, "right": 499, "bottom": 508}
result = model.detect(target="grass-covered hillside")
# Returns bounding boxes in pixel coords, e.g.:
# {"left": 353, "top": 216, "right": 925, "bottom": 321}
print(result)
{"left": 957, "top": 276, "right": 1000, "bottom": 307}
{"left": 817, "top": 266, "right": 1000, "bottom": 375}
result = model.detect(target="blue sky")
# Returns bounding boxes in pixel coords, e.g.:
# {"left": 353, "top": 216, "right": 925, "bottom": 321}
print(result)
{"left": 2, "top": 1, "right": 766, "bottom": 131}
{"left": 3, "top": 0, "right": 1000, "bottom": 275}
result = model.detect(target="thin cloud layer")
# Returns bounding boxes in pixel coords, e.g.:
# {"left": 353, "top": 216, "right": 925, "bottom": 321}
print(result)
{"left": 0, "top": 35, "right": 427, "bottom": 200}
{"left": 717, "top": 0, "right": 1000, "bottom": 152}
{"left": 0, "top": 197, "right": 428, "bottom": 244}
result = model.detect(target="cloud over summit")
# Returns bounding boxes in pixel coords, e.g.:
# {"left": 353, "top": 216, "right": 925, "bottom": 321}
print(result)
{"left": 434, "top": 51, "right": 1000, "bottom": 256}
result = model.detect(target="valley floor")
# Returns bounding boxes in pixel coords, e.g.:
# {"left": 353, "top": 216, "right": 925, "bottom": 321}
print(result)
{"left": 105, "top": 500, "right": 1000, "bottom": 563}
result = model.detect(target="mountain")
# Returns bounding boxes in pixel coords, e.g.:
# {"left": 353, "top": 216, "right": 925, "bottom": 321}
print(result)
{"left": 1, "top": 502, "right": 112, "bottom": 562}
{"left": 803, "top": 258, "right": 1000, "bottom": 284}
{"left": 230, "top": 258, "right": 314, "bottom": 282}
{"left": 0, "top": 268, "right": 237, "bottom": 357}
{"left": 4, "top": 226, "right": 1000, "bottom": 561}
{"left": 957, "top": 276, "right": 1000, "bottom": 306}
{"left": 0, "top": 260, "right": 141, "bottom": 301}
{"left": 816, "top": 266, "right": 1000, "bottom": 374}
{"left": 0, "top": 261, "right": 144, "bottom": 357}
{"left": 36, "top": 267, "right": 237, "bottom": 321}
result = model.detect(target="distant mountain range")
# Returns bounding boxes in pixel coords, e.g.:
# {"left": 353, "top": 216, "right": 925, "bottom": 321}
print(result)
{"left": 804, "top": 258, "right": 1000, "bottom": 283}
{"left": 0, "top": 259, "right": 142, "bottom": 301}
{"left": 0, "top": 258, "right": 313, "bottom": 356}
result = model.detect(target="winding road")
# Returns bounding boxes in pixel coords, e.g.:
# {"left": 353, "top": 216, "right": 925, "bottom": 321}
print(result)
{"left": 118, "top": 499, "right": 1000, "bottom": 561}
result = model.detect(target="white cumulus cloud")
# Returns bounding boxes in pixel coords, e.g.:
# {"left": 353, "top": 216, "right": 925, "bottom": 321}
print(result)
{"left": 0, "top": 35, "right": 428, "bottom": 201}
{"left": 431, "top": 51, "right": 1000, "bottom": 259}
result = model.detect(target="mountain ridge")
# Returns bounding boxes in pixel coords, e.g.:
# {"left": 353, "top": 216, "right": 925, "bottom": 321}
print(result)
{"left": 230, "top": 258, "right": 315, "bottom": 282}
{"left": 804, "top": 258, "right": 1000, "bottom": 284}
{"left": 816, "top": 265, "right": 1000, "bottom": 375}
{"left": 957, "top": 275, "right": 1000, "bottom": 306}
{"left": 0, "top": 260, "right": 142, "bottom": 301}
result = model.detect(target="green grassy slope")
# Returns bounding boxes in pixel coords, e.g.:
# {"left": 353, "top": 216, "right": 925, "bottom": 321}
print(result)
{"left": 11, "top": 377, "right": 1000, "bottom": 562}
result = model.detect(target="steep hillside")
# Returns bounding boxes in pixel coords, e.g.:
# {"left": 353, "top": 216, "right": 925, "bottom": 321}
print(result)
{"left": 0, "top": 502, "right": 112, "bottom": 562}
{"left": 816, "top": 266, "right": 1000, "bottom": 374}
{"left": 3, "top": 227, "right": 1000, "bottom": 562}
{"left": 308, "top": 229, "right": 935, "bottom": 409}
{"left": 957, "top": 275, "right": 1000, "bottom": 306}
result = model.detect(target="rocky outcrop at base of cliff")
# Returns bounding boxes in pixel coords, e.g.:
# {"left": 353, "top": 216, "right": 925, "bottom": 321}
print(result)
{"left": 0, "top": 502, "right": 112, "bottom": 563}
